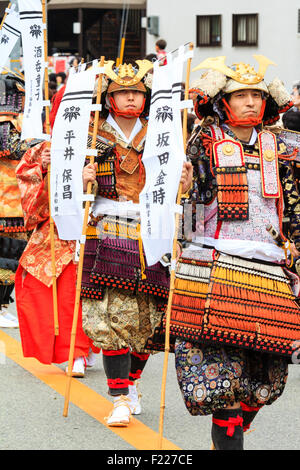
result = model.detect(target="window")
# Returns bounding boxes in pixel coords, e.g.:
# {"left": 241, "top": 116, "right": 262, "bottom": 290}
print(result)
{"left": 232, "top": 14, "right": 258, "bottom": 46}
{"left": 196, "top": 15, "right": 221, "bottom": 47}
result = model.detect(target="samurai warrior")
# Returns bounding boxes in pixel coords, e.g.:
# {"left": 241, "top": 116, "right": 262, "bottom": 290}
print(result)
{"left": 80, "top": 60, "right": 192, "bottom": 426}
{"left": 154, "top": 55, "right": 300, "bottom": 449}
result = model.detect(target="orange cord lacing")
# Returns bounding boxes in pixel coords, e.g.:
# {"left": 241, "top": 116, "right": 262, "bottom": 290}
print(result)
{"left": 278, "top": 148, "right": 298, "bottom": 160}
{"left": 201, "top": 131, "right": 217, "bottom": 177}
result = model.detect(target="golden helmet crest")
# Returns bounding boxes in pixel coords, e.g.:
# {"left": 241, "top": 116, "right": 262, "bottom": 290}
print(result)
{"left": 192, "top": 55, "right": 276, "bottom": 94}
{"left": 104, "top": 59, "right": 153, "bottom": 91}
{"left": 192, "top": 55, "right": 276, "bottom": 86}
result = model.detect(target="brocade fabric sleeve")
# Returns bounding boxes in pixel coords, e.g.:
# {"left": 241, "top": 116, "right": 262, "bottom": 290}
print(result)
{"left": 15, "top": 141, "right": 50, "bottom": 231}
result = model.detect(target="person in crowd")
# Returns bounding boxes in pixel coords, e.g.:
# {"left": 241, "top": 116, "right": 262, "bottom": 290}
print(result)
{"left": 155, "top": 39, "right": 167, "bottom": 66}
{"left": 56, "top": 71, "right": 67, "bottom": 91}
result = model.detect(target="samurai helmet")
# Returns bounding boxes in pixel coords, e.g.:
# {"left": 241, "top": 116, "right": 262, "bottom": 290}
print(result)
{"left": 190, "top": 55, "right": 293, "bottom": 126}
{"left": 100, "top": 60, "right": 153, "bottom": 118}
{"left": 105, "top": 60, "right": 153, "bottom": 93}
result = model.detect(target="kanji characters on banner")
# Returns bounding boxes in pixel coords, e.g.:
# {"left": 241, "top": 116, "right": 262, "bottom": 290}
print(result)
{"left": 18, "top": 0, "right": 46, "bottom": 140}
{"left": 139, "top": 46, "right": 191, "bottom": 266}
{"left": 50, "top": 64, "right": 100, "bottom": 241}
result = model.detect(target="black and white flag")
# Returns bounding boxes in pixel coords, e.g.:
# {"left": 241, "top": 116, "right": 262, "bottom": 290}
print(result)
{"left": 18, "top": 0, "right": 46, "bottom": 140}
{"left": 139, "top": 45, "right": 193, "bottom": 266}
{"left": 0, "top": 4, "right": 21, "bottom": 71}
{"left": 50, "top": 63, "right": 102, "bottom": 241}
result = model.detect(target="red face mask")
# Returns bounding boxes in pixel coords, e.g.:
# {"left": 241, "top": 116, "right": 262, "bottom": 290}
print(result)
{"left": 222, "top": 97, "right": 266, "bottom": 128}
{"left": 109, "top": 95, "right": 146, "bottom": 119}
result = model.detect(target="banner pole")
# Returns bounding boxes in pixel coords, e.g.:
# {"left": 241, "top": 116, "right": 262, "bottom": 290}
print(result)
{"left": 119, "top": 37, "right": 126, "bottom": 65}
{"left": 41, "top": 0, "right": 59, "bottom": 336}
{"left": 0, "top": 2, "right": 11, "bottom": 30}
{"left": 158, "top": 42, "right": 194, "bottom": 450}
{"left": 63, "top": 56, "right": 105, "bottom": 418}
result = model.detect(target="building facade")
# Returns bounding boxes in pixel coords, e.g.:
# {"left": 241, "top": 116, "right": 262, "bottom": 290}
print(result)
{"left": 146, "top": 0, "right": 300, "bottom": 92}
{"left": 0, "top": 0, "right": 147, "bottom": 65}
{"left": 47, "top": 1, "right": 146, "bottom": 63}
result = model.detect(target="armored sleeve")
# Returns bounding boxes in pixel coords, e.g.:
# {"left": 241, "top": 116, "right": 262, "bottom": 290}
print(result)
{"left": 279, "top": 159, "right": 300, "bottom": 250}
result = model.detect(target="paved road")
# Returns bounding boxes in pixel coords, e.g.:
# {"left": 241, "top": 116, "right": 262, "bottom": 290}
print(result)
{"left": 0, "top": 300, "right": 300, "bottom": 452}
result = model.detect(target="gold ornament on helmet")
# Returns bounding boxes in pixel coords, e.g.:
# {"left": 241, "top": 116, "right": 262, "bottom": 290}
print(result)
{"left": 192, "top": 55, "right": 276, "bottom": 85}
{"left": 104, "top": 59, "right": 153, "bottom": 93}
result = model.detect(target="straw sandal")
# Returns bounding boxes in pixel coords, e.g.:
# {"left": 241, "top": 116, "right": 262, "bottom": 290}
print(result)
{"left": 106, "top": 395, "right": 131, "bottom": 427}
{"left": 128, "top": 381, "right": 142, "bottom": 415}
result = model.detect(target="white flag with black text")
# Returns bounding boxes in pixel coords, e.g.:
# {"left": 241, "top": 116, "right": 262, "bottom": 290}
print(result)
{"left": 18, "top": 0, "right": 46, "bottom": 140}
{"left": 0, "top": 4, "right": 21, "bottom": 71}
{"left": 139, "top": 47, "right": 189, "bottom": 266}
{"left": 50, "top": 65, "right": 97, "bottom": 241}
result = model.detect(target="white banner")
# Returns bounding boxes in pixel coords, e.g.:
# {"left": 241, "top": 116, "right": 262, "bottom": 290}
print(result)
{"left": 0, "top": 4, "right": 21, "bottom": 71}
{"left": 139, "top": 46, "right": 188, "bottom": 266}
{"left": 18, "top": 0, "right": 45, "bottom": 140}
{"left": 50, "top": 65, "right": 98, "bottom": 241}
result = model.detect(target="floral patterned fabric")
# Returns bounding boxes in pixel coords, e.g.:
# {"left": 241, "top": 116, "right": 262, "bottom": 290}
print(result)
{"left": 14, "top": 141, "right": 91, "bottom": 363}
{"left": 175, "top": 339, "right": 288, "bottom": 416}
{"left": 82, "top": 288, "right": 161, "bottom": 352}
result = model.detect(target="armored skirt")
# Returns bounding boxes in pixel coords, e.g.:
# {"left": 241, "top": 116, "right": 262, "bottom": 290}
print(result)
{"left": 158, "top": 247, "right": 299, "bottom": 416}
{"left": 81, "top": 218, "right": 169, "bottom": 353}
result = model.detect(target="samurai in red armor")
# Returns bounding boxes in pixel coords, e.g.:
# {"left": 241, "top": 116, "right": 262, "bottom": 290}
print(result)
{"left": 0, "top": 72, "right": 36, "bottom": 328}
{"left": 80, "top": 60, "right": 192, "bottom": 426}
{"left": 158, "top": 56, "right": 300, "bottom": 449}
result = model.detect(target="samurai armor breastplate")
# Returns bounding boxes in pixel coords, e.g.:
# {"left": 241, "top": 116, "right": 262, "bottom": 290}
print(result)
{"left": 87, "top": 118, "right": 147, "bottom": 202}
{"left": 0, "top": 76, "right": 24, "bottom": 159}
{"left": 81, "top": 119, "right": 170, "bottom": 302}
{"left": 213, "top": 139, "right": 249, "bottom": 221}
{"left": 206, "top": 130, "right": 281, "bottom": 242}
{"left": 149, "top": 127, "right": 300, "bottom": 358}
{"left": 166, "top": 249, "right": 300, "bottom": 359}
{"left": 86, "top": 129, "right": 118, "bottom": 201}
